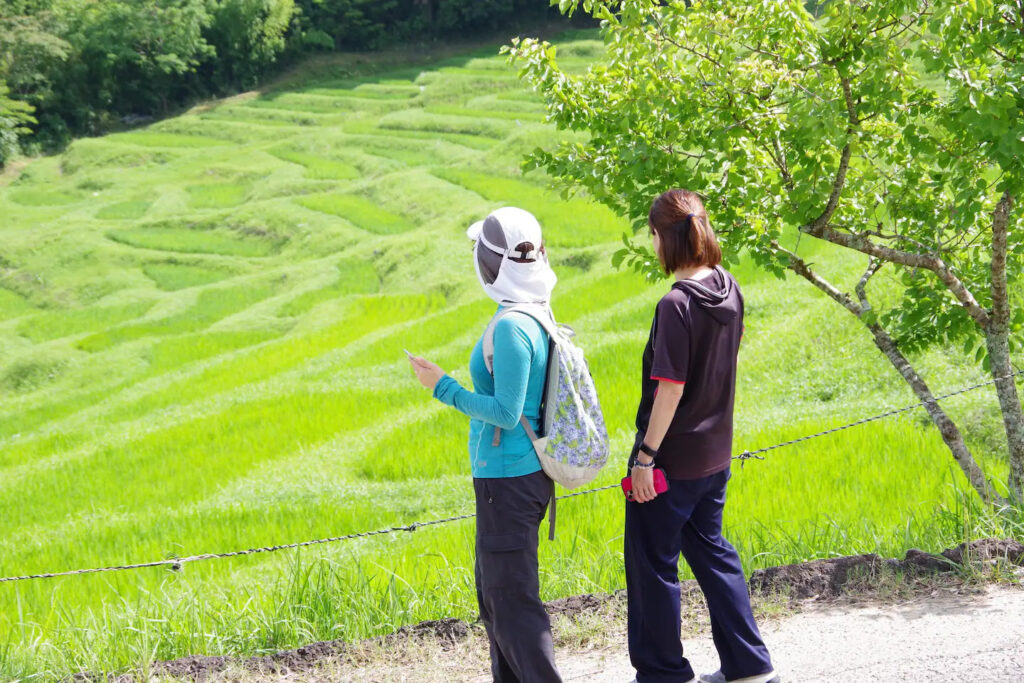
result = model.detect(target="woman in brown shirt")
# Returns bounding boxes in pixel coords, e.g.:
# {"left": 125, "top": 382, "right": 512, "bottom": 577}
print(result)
{"left": 624, "top": 189, "right": 779, "bottom": 683}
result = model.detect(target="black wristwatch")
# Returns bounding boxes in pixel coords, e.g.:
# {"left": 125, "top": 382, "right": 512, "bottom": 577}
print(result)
{"left": 638, "top": 442, "right": 659, "bottom": 459}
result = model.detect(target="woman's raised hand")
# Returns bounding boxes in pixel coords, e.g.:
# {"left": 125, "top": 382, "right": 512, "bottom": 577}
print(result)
{"left": 409, "top": 355, "right": 445, "bottom": 390}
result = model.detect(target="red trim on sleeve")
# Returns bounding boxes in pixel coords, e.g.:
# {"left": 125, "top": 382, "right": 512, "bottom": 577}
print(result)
{"left": 651, "top": 375, "right": 686, "bottom": 385}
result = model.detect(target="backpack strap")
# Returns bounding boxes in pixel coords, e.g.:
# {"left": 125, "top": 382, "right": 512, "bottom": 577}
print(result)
{"left": 482, "top": 304, "right": 555, "bottom": 450}
{"left": 482, "top": 310, "right": 560, "bottom": 542}
{"left": 520, "top": 403, "right": 556, "bottom": 540}
{"left": 482, "top": 304, "right": 557, "bottom": 375}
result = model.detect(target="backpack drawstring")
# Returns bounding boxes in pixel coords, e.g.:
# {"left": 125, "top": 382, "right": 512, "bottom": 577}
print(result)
{"left": 548, "top": 479, "right": 556, "bottom": 541}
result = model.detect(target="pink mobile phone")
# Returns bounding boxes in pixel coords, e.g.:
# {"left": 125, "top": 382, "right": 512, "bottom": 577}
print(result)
{"left": 621, "top": 468, "right": 669, "bottom": 501}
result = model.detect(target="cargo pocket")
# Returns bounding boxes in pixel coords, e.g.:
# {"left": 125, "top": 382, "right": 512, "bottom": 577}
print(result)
{"left": 477, "top": 531, "right": 534, "bottom": 590}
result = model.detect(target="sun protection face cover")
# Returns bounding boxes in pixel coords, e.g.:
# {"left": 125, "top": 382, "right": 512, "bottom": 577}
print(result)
{"left": 468, "top": 207, "right": 557, "bottom": 306}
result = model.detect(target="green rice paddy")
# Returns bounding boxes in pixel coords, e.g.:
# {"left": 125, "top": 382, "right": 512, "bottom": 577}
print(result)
{"left": 0, "top": 30, "right": 1020, "bottom": 680}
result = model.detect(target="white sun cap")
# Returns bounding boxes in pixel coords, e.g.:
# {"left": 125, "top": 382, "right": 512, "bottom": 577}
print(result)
{"left": 466, "top": 206, "right": 544, "bottom": 260}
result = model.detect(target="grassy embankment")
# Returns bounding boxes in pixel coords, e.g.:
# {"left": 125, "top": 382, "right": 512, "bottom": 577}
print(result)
{"left": 0, "top": 30, "right": 1019, "bottom": 679}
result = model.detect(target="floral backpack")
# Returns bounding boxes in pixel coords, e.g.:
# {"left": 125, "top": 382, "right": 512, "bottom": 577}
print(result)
{"left": 483, "top": 304, "right": 610, "bottom": 498}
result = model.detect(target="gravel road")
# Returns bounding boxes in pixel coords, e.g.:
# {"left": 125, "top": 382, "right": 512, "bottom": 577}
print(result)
{"left": 555, "top": 585, "right": 1024, "bottom": 683}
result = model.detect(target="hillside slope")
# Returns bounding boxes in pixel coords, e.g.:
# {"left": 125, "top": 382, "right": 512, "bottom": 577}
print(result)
{"left": 0, "top": 31, "right": 1016, "bottom": 679}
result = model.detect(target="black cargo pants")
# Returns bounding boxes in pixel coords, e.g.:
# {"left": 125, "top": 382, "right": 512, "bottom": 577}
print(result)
{"left": 473, "top": 470, "right": 562, "bottom": 683}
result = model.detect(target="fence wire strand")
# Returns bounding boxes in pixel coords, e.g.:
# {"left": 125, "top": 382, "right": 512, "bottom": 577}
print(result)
{"left": 2, "top": 369, "right": 1020, "bottom": 584}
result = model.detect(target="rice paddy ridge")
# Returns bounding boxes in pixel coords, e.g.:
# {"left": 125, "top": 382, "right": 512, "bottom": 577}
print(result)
{"left": 0, "top": 274, "right": 658, "bottom": 530}
{"left": 0, "top": 262, "right": 613, "bottom": 459}
{"left": 0, "top": 405, "right": 456, "bottom": 566}
{"left": 1, "top": 29, "right": 1021, "bottom": 678}
{"left": 0, "top": 364, "right": 429, "bottom": 509}
{"left": 0, "top": 268, "right": 663, "bottom": 509}
{"left": 0, "top": 249, "right": 349, "bottom": 398}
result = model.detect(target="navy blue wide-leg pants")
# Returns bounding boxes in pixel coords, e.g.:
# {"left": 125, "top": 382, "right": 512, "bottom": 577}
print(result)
{"left": 625, "top": 468, "right": 773, "bottom": 683}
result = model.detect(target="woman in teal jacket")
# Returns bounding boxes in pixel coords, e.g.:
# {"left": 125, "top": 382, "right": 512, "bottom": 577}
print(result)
{"left": 410, "top": 206, "right": 562, "bottom": 683}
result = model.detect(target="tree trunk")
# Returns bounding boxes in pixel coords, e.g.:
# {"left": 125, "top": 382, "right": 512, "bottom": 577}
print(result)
{"left": 869, "top": 321, "right": 998, "bottom": 503}
{"left": 986, "top": 192, "right": 1024, "bottom": 502}
{"left": 775, "top": 243, "right": 1001, "bottom": 503}
{"left": 984, "top": 332, "right": 1024, "bottom": 502}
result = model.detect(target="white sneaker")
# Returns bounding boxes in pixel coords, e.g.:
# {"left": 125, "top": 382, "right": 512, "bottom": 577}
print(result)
{"left": 700, "top": 671, "right": 779, "bottom": 683}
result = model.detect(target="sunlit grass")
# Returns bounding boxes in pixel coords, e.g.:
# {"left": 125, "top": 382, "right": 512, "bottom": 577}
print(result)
{"left": 75, "top": 282, "right": 278, "bottom": 352}
{"left": 279, "top": 260, "right": 380, "bottom": 316}
{"left": 96, "top": 200, "right": 152, "bottom": 220}
{"left": 106, "top": 132, "right": 232, "bottom": 148}
{"left": 6, "top": 187, "right": 81, "bottom": 206}
{"left": 187, "top": 184, "right": 249, "bottom": 209}
{"left": 142, "top": 262, "right": 234, "bottom": 291}
{"left": 17, "top": 300, "right": 156, "bottom": 343}
{"left": 377, "top": 109, "right": 516, "bottom": 138}
{"left": 433, "top": 168, "right": 626, "bottom": 246}
{"left": 295, "top": 194, "right": 414, "bottom": 234}
{"left": 345, "top": 121, "right": 499, "bottom": 150}
{"left": 267, "top": 148, "right": 360, "bottom": 180}
{"left": 0, "top": 288, "right": 37, "bottom": 320}
{"left": 107, "top": 226, "right": 286, "bottom": 257}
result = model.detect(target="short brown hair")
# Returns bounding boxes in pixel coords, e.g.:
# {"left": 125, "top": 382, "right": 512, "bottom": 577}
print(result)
{"left": 648, "top": 189, "right": 722, "bottom": 275}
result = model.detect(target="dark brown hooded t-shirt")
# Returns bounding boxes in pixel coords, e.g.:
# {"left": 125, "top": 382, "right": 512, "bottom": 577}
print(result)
{"left": 631, "top": 266, "right": 744, "bottom": 480}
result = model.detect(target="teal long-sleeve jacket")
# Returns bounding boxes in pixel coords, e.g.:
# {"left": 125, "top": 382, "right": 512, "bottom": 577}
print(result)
{"left": 432, "top": 307, "right": 549, "bottom": 478}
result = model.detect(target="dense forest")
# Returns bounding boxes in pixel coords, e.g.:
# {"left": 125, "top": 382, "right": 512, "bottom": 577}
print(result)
{"left": 0, "top": 0, "right": 568, "bottom": 165}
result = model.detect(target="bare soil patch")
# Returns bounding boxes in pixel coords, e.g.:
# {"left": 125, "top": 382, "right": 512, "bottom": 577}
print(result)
{"left": 749, "top": 538, "right": 1024, "bottom": 600}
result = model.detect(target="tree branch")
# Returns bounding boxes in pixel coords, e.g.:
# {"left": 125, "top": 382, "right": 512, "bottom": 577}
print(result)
{"left": 804, "top": 77, "right": 858, "bottom": 231}
{"left": 771, "top": 241, "right": 860, "bottom": 316}
{"left": 801, "top": 223, "right": 991, "bottom": 328}
{"left": 654, "top": 18, "right": 725, "bottom": 69}
{"left": 989, "top": 45, "right": 1017, "bottom": 64}
{"left": 797, "top": 75, "right": 990, "bottom": 329}
{"left": 863, "top": 228, "right": 933, "bottom": 253}
{"left": 855, "top": 257, "right": 883, "bottom": 311}
{"left": 771, "top": 136, "right": 793, "bottom": 189}
{"left": 841, "top": 76, "right": 860, "bottom": 126}
{"left": 808, "top": 142, "right": 852, "bottom": 231}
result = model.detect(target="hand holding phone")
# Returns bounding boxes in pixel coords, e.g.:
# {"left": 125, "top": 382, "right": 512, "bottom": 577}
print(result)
{"left": 408, "top": 352, "right": 444, "bottom": 391}
{"left": 621, "top": 468, "right": 668, "bottom": 502}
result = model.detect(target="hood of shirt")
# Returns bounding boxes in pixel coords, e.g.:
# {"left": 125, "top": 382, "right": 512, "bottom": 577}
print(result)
{"left": 671, "top": 266, "right": 738, "bottom": 325}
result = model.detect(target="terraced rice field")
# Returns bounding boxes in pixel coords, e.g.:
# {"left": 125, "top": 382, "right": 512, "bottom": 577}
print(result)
{"left": 0, "top": 31, "right": 1018, "bottom": 679}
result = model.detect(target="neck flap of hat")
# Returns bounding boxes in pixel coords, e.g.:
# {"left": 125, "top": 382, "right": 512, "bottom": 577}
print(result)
{"left": 472, "top": 211, "right": 556, "bottom": 306}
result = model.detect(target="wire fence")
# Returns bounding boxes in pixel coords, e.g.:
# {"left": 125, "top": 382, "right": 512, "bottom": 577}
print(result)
{"left": 1, "top": 369, "right": 1021, "bottom": 585}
